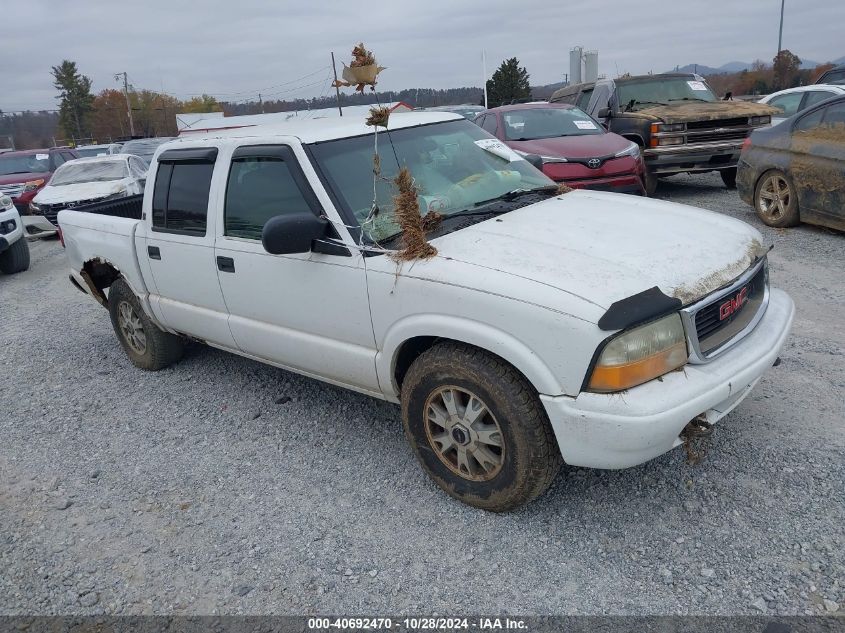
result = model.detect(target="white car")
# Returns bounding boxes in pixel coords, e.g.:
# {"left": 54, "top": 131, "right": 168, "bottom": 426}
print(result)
{"left": 58, "top": 112, "right": 794, "bottom": 511}
{"left": 759, "top": 84, "right": 845, "bottom": 124}
{"left": 0, "top": 195, "right": 30, "bottom": 273}
{"left": 31, "top": 154, "right": 148, "bottom": 227}
{"left": 74, "top": 143, "right": 123, "bottom": 158}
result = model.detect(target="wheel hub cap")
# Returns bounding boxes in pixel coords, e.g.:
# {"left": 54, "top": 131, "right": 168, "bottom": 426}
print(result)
{"left": 117, "top": 301, "right": 147, "bottom": 355}
{"left": 424, "top": 386, "right": 505, "bottom": 482}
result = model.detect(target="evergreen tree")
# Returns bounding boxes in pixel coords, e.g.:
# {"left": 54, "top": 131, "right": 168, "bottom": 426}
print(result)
{"left": 486, "top": 58, "right": 531, "bottom": 107}
{"left": 51, "top": 60, "right": 94, "bottom": 140}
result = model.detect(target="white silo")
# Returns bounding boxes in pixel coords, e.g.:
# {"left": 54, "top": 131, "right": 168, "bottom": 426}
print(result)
{"left": 569, "top": 47, "right": 583, "bottom": 84}
{"left": 584, "top": 50, "right": 599, "bottom": 82}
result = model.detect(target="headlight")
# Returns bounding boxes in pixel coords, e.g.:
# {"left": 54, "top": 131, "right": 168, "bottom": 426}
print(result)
{"left": 23, "top": 179, "right": 45, "bottom": 193}
{"left": 0, "top": 195, "right": 12, "bottom": 209}
{"left": 750, "top": 115, "right": 771, "bottom": 126}
{"left": 587, "top": 313, "right": 688, "bottom": 392}
{"left": 657, "top": 136, "right": 684, "bottom": 146}
{"left": 657, "top": 123, "right": 685, "bottom": 133}
{"left": 614, "top": 142, "right": 640, "bottom": 158}
{"left": 29, "top": 201, "right": 40, "bottom": 212}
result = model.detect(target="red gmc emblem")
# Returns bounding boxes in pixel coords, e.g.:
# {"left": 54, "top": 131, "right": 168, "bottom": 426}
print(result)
{"left": 719, "top": 286, "right": 748, "bottom": 320}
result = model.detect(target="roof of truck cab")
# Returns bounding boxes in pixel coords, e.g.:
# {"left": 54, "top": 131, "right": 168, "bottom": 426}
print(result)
{"left": 163, "top": 111, "right": 464, "bottom": 145}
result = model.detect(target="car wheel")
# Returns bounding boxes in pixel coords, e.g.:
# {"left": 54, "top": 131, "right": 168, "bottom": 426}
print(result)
{"left": 0, "top": 237, "right": 30, "bottom": 274}
{"left": 108, "top": 278, "right": 184, "bottom": 370}
{"left": 754, "top": 170, "right": 799, "bottom": 227}
{"left": 401, "top": 342, "right": 562, "bottom": 512}
{"left": 720, "top": 167, "right": 738, "bottom": 189}
{"left": 643, "top": 169, "right": 658, "bottom": 196}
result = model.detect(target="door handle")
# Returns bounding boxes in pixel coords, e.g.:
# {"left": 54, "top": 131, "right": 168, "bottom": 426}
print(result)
{"left": 147, "top": 245, "right": 161, "bottom": 260}
{"left": 216, "top": 256, "right": 235, "bottom": 273}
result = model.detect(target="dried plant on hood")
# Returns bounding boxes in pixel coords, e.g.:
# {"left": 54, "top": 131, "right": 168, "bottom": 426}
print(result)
{"left": 333, "top": 42, "right": 386, "bottom": 93}
{"left": 366, "top": 106, "right": 391, "bottom": 128}
{"left": 391, "top": 167, "right": 439, "bottom": 261}
{"left": 557, "top": 183, "right": 573, "bottom": 194}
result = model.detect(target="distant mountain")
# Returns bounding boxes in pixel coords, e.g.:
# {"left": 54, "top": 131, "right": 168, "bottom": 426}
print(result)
{"left": 669, "top": 55, "right": 842, "bottom": 75}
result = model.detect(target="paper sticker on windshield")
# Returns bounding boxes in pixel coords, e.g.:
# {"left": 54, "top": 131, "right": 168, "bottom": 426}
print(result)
{"left": 574, "top": 120, "right": 597, "bottom": 130}
{"left": 36, "top": 153, "right": 49, "bottom": 160}
{"left": 474, "top": 138, "right": 521, "bottom": 162}
{"left": 687, "top": 81, "right": 708, "bottom": 91}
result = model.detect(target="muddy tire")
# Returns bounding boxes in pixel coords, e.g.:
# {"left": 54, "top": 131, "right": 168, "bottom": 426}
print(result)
{"left": 0, "top": 237, "right": 30, "bottom": 274}
{"left": 720, "top": 167, "right": 738, "bottom": 189}
{"left": 643, "top": 169, "right": 658, "bottom": 196}
{"left": 754, "top": 169, "right": 800, "bottom": 228}
{"left": 401, "top": 342, "right": 562, "bottom": 512}
{"left": 108, "top": 278, "right": 184, "bottom": 371}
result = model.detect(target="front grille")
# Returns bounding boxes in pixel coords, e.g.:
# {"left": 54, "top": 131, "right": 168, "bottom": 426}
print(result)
{"left": 687, "top": 262, "right": 768, "bottom": 359}
{"left": 0, "top": 183, "right": 25, "bottom": 198}
{"left": 687, "top": 117, "right": 748, "bottom": 130}
{"left": 688, "top": 129, "right": 748, "bottom": 144}
{"left": 38, "top": 198, "right": 103, "bottom": 226}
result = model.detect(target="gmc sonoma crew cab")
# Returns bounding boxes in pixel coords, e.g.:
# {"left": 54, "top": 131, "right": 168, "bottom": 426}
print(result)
{"left": 59, "top": 112, "right": 794, "bottom": 511}
{"left": 551, "top": 74, "right": 777, "bottom": 195}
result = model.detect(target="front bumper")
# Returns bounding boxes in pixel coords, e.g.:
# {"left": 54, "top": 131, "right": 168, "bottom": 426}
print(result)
{"left": 643, "top": 140, "right": 743, "bottom": 175}
{"left": 541, "top": 288, "right": 794, "bottom": 469}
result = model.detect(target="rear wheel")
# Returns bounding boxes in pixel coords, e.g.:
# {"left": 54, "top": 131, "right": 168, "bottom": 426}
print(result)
{"left": 720, "top": 167, "right": 738, "bottom": 189}
{"left": 0, "top": 237, "right": 30, "bottom": 274}
{"left": 401, "top": 342, "right": 562, "bottom": 512}
{"left": 108, "top": 278, "right": 184, "bottom": 370}
{"left": 754, "top": 170, "right": 799, "bottom": 227}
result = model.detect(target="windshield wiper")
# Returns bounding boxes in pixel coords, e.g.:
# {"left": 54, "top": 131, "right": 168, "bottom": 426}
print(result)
{"left": 669, "top": 97, "right": 710, "bottom": 102}
{"left": 471, "top": 185, "right": 559, "bottom": 208}
{"left": 625, "top": 99, "right": 668, "bottom": 112}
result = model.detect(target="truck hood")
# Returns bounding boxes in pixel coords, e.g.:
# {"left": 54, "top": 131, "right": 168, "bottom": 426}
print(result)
{"left": 0, "top": 172, "right": 50, "bottom": 185}
{"left": 33, "top": 179, "right": 130, "bottom": 205}
{"left": 430, "top": 190, "right": 767, "bottom": 315}
{"left": 635, "top": 100, "right": 778, "bottom": 123}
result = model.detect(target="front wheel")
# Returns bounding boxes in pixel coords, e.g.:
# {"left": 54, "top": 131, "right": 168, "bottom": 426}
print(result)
{"left": 0, "top": 237, "right": 30, "bottom": 274}
{"left": 108, "top": 278, "right": 184, "bottom": 370}
{"left": 720, "top": 167, "right": 738, "bottom": 189}
{"left": 401, "top": 342, "right": 562, "bottom": 512}
{"left": 754, "top": 169, "right": 799, "bottom": 227}
{"left": 643, "top": 169, "right": 658, "bottom": 196}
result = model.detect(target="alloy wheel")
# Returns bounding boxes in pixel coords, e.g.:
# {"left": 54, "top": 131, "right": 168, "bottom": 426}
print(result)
{"left": 117, "top": 301, "right": 147, "bottom": 355}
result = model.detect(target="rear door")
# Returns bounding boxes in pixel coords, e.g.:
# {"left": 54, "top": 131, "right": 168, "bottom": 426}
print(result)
{"left": 213, "top": 143, "right": 379, "bottom": 393}
{"left": 790, "top": 101, "right": 845, "bottom": 230}
{"left": 144, "top": 147, "right": 237, "bottom": 347}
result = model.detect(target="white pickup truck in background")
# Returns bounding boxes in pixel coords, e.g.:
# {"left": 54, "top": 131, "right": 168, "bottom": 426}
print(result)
{"left": 58, "top": 112, "right": 794, "bottom": 511}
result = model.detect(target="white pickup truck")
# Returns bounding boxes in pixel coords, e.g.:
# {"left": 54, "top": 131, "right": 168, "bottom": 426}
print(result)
{"left": 59, "top": 112, "right": 794, "bottom": 511}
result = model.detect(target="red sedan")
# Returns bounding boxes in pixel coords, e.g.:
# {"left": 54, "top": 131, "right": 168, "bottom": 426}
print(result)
{"left": 475, "top": 103, "right": 645, "bottom": 194}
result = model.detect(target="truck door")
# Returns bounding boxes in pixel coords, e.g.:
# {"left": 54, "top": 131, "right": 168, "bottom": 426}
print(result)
{"left": 213, "top": 144, "right": 379, "bottom": 394}
{"left": 144, "top": 147, "right": 237, "bottom": 348}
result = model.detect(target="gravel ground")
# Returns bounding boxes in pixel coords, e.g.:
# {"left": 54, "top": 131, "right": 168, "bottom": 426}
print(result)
{"left": 1, "top": 172, "right": 843, "bottom": 616}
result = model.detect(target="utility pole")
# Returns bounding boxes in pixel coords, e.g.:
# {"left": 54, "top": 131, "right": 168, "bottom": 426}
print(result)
{"left": 258, "top": 93, "right": 265, "bottom": 114}
{"left": 777, "top": 0, "right": 785, "bottom": 53}
{"left": 482, "top": 50, "right": 488, "bottom": 109}
{"left": 331, "top": 52, "right": 343, "bottom": 116}
{"left": 115, "top": 72, "right": 135, "bottom": 137}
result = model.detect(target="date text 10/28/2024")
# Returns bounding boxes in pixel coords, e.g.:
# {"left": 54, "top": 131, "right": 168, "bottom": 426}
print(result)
{"left": 308, "top": 617, "right": 528, "bottom": 630}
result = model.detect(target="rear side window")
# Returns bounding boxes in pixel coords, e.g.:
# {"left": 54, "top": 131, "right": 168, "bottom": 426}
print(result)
{"left": 225, "top": 156, "right": 313, "bottom": 239}
{"left": 576, "top": 89, "right": 593, "bottom": 111}
{"left": 803, "top": 90, "right": 836, "bottom": 109}
{"left": 822, "top": 101, "right": 845, "bottom": 125}
{"left": 793, "top": 108, "right": 824, "bottom": 132}
{"left": 481, "top": 115, "right": 498, "bottom": 135}
{"left": 152, "top": 161, "right": 214, "bottom": 235}
{"left": 768, "top": 92, "right": 803, "bottom": 117}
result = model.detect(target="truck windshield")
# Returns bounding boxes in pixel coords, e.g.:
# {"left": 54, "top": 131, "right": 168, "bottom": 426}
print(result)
{"left": 502, "top": 107, "right": 604, "bottom": 140}
{"left": 50, "top": 161, "right": 128, "bottom": 185}
{"left": 308, "top": 120, "right": 554, "bottom": 243}
{"left": 617, "top": 78, "right": 718, "bottom": 111}
{"left": 0, "top": 154, "right": 50, "bottom": 175}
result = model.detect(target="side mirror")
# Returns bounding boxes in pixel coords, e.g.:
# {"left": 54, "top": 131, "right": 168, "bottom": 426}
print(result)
{"left": 262, "top": 212, "right": 328, "bottom": 255}
{"left": 597, "top": 107, "right": 612, "bottom": 119}
{"left": 524, "top": 154, "right": 544, "bottom": 170}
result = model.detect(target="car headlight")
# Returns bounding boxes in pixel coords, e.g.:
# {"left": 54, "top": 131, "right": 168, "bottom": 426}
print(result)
{"left": 750, "top": 115, "right": 771, "bottom": 126}
{"left": 23, "top": 179, "right": 45, "bottom": 193}
{"left": 614, "top": 142, "right": 640, "bottom": 158}
{"left": 587, "top": 313, "right": 688, "bottom": 392}
{"left": 657, "top": 136, "right": 684, "bottom": 146}
{"left": 0, "top": 195, "right": 12, "bottom": 209}
{"left": 29, "top": 201, "right": 40, "bottom": 212}
{"left": 656, "top": 123, "right": 685, "bottom": 132}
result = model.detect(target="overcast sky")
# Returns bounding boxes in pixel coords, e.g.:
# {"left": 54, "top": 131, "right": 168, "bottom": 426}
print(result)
{"left": 1, "top": 0, "right": 842, "bottom": 111}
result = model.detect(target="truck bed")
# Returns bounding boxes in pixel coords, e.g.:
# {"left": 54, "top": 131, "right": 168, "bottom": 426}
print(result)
{"left": 72, "top": 194, "right": 143, "bottom": 220}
